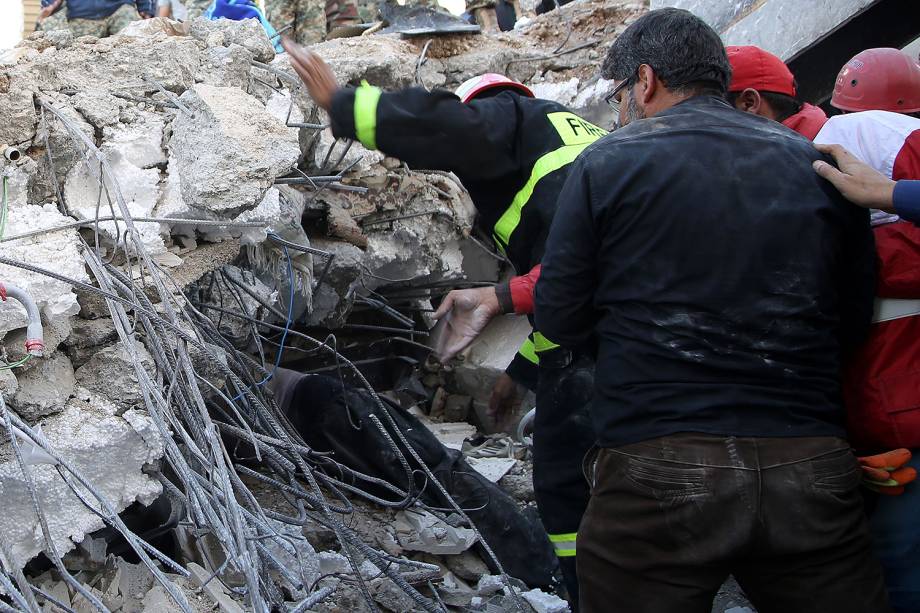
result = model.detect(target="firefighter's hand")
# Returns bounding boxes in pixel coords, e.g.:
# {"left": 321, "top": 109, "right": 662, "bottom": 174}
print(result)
{"left": 432, "top": 286, "right": 502, "bottom": 363}
{"left": 858, "top": 449, "right": 917, "bottom": 496}
{"left": 488, "top": 373, "right": 523, "bottom": 425}
{"left": 38, "top": 0, "right": 63, "bottom": 20}
{"left": 281, "top": 38, "right": 339, "bottom": 111}
{"left": 813, "top": 143, "right": 897, "bottom": 212}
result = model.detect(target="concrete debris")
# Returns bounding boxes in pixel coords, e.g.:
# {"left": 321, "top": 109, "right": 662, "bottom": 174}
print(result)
{"left": 0, "top": 395, "right": 162, "bottom": 568}
{"left": 187, "top": 562, "right": 246, "bottom": 613}
{"left": 395, "top": 509, "right": 478, "bottom": 555}
{"left": 171, "top": 84, "right": 300, "bottom": 216}
{"left": 7, "top": 351, "right": 75, "bottom": 422}
{"left": 0, "top": 0, "right": 651, "bottom": 606}
{"left": 466, "top": 457, "right": 517, "bottom": 483}
{"left": 74, "top": 340, "right": 156, "bottom": 408}
{"left": 522, "top": 588, "right": 571, "bottom": 613}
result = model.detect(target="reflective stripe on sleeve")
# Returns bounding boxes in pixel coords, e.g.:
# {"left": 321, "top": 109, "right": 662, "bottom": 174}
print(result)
{"left": 354, "top": 81, "right": 382, "bottom": 151}
{"left": 519, "top": 337, "right": 539, "bottom": 365}
{"left": 533, "top": 331, "right": 560, "bottom": 353}
{"left": 549, "top": 532, "right": 577, "bottom": 557}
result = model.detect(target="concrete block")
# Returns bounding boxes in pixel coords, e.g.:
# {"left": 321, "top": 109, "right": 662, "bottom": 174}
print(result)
{"left": 0, "top": 396, "right": 163, "bottom": 568}
{"left": 170, "top": 84, "right": 300, "bottom": 216}
{"left": 8, "top": 352, "right": 75, "bottom": 422}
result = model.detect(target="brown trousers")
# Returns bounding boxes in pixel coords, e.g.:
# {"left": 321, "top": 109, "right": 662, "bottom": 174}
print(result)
{"left": 578, "top": 433, "right": 891, "bottom": 613}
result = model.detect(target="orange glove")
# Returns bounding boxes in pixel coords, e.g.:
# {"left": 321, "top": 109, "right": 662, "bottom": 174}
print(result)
{"left": 858, "top": 449, "right": 917, "bottom": 496}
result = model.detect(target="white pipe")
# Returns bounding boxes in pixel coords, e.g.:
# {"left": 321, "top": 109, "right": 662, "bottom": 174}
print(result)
{"left": 3, "top": 146, "right": 21, "bottom": 162}
{"left": 2, "top": 283, "right": 44, "bottom": 356}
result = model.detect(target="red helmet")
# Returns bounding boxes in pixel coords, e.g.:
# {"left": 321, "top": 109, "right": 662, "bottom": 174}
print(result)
{"left": 455, "top": 74, "right": 534, "bottom": 104}
{"left": 831, "top": 48, "right": 920, "bottom": 113}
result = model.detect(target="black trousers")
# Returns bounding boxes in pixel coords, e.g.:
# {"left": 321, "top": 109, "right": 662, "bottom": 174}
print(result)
{"left": 578, "top": 433, "right": 891, "bottom": 613}
{"left": 533, "top": 351, "right": 595, "bottom": 611}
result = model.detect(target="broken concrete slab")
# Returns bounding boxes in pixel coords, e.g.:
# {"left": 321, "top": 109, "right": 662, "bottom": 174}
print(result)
{"left": 0, "top": 204, "right": 88, "bottom": 336}
{"left": 0, "top": 395, "right": 163, "bottom": 568}
{"left": 170, "top": 84, "right": 300, "bottom": 216}
{"left": 187, "top": 562, "right": 246, "bottom": 613}
{"left": 394, "top": 509, "right": 477, "bottom": 555}
{"left": 188, "top": 16, "right": 276, "bottom": 63}
{"left": 74, "top": 340, "right": 156, "bottom": 408}
{"left": 522, "top": 588, "right": 570, "bottom": 613}
{"left": 7, "top": 352, "right": 75, "bottom": 422}
{"left": 100, "top": 112, "right": 167, "bottom": 169}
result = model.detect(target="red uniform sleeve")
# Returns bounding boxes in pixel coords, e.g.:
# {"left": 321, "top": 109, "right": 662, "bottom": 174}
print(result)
{"left": 892, "top": 129, "right": 920, "bottom": 181}
{"left": 875, "top": 220, "right": 920, "bottom": 297}
{"left": 509, "top": 264, "right": 541, "bottom": 315}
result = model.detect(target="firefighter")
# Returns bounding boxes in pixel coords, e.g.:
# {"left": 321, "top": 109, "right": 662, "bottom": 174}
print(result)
{"left": 281, "top": 38, "right": 604, "bottom": 608}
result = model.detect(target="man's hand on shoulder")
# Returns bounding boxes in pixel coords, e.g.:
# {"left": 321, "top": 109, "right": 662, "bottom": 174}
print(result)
{"left": 813, "top": 143, "right": 896, "bottom": 212}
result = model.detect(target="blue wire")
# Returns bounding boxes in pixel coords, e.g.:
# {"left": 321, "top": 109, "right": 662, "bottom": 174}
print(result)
{"left": 231, "top": 234, "right": 295, "bottom": 401}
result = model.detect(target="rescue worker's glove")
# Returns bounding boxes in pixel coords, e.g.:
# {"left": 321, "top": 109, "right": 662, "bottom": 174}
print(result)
{"left": 858, "top": 449, "right": 917, "bottom": 496}
{"left": 432, "top": 286, "right": 502, "bottom": 363}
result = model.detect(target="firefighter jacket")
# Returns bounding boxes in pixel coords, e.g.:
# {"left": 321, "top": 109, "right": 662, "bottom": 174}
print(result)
{"left": 328, "top": 85, "right": 606, "bottom": 385}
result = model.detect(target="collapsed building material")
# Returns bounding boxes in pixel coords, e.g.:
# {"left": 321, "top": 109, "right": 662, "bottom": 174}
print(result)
{"left": 267, "top": 370, "right": 558, "bottom": 588}
{"left": 0, "top": 0, "right": 649, "bottom": 608}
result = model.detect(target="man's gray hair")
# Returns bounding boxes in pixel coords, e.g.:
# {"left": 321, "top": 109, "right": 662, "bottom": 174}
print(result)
{"left": 602, "top": 8, "right": 731, "bottom": 96}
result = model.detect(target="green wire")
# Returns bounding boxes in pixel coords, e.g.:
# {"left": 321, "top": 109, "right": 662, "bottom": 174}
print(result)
{"left": 0, "top": 175, "right": 7, "bottom": 240}
{"left": 0, "top": 354, "right": 31, "bottom": 371}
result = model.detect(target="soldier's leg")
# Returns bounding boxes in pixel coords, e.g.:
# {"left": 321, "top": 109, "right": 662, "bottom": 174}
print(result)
{"left": 264, "top": 0, "right": 298, "bottom": 34}
{"left": 184, "top": 0, "right": 213, "bottom": 19}
{"left": 294, "top": 0, "right": 326, "bottom": 45}
{"left": 106, "top": 3, "right": 142, "bottom": 35}
{"left": 325, "top": 0, "right": 360, "bottom": 31}
{"left": 36, "top": 10, "right": 68, "bottom": 32}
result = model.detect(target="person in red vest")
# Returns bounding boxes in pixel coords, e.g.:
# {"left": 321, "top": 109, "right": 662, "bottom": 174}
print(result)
{"left": 808, "top": 48, "right": 920, "bottom": 613}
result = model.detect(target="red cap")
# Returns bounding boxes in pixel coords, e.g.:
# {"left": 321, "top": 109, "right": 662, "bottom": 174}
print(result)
{"left": 726, "top": 45, "right": 796, "bottom": 97}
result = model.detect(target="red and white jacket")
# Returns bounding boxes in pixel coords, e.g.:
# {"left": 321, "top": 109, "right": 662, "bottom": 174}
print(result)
{"left": 816, "top": 111, "right": 920, "bottom": 449}
{"left": 814, "top": 110, "right": 920, "bottom": 181}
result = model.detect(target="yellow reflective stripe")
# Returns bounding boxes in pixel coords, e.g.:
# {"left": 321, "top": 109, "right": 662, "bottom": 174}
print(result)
{"left": 549, "top": 532, "right": 577, "bottom": 557}
{"left": 519, "top": 338, "right": 538, "bottom": 365}
{"left": 354, "top": 81, "right": 382, "bottom": 150}
{"left": 493, "top": 143, "right": 593, "bottom": 248}
{"left": 533, "top": 331, "right": 559, "bottom": 353}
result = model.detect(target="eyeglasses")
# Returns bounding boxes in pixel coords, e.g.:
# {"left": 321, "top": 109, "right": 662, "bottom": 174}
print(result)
{"left": 604, "top": 73, "right": 636, "bottom": 115}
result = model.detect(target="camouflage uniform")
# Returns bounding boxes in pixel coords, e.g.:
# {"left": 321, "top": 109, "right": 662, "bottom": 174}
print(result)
{"left": 183, "top": 0, "right": 211, "bottom": 19}
{"left": 264, "top": 0, "right": 325, "bottom": 45}
{"left": 67, "top": 3, "right": 142, "bottom": 37}
{"left": 324, "top": 0, "right": 359, "bottom": 30}
{"left": 36, "top": 7, "right": 69, "bottom": 32}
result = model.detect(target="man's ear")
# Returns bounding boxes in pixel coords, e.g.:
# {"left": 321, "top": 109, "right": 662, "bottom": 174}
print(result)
{"left": 737, "top": 88, "right": 763, "bottom": 114}
{"left": 637, "top": 64, "right": 657, "bottom": 105}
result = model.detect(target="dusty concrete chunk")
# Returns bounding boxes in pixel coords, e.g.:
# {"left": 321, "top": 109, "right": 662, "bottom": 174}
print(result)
{"left": 8, "top": 352, "right": 75, "bottom": 422}
{"left": 74, "top": 340, "right": 155, "bottom": 407}
{"left": 522, "top": 588, "right": 570, "bottom": 613}
{"left": 0, "top": 204, "right": 87, "bottom": 336}
{"left": 0, "top": 78, "right": 38, "bottom": 145}
{"left": 0, "top": 396, "right": 163, "bottom": 568}
{"left": 187, "top": 563, "right": 246, "bottom": 613}
{"left": 170, "top": 84, "right": 300, "bottom": 216}
{"left": 188, "top": 17, "right": 276, "bottom": 63}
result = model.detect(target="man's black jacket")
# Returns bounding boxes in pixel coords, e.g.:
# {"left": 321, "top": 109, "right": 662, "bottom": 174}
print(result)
{"left": 535, "top": 95, "right": 876, "bottom": 448}
{"left": 330, "top": 85, "right": 606, "bottom": 385}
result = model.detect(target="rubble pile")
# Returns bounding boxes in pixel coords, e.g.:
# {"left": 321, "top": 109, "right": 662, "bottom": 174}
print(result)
{"left": 0, "top": 1, "right": 644, "bottom": 610}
